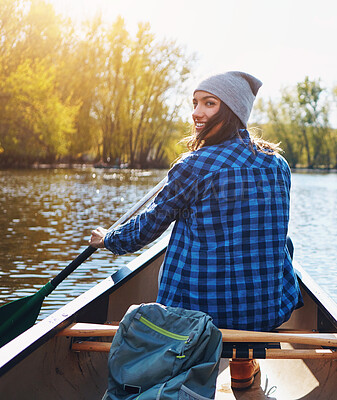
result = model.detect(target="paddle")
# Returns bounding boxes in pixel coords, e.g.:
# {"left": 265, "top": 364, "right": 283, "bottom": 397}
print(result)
{"left": 0, "top": 176, "right": 168, "bottom": 347}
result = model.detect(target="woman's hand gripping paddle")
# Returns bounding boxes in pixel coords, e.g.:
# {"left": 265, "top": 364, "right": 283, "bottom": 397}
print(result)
{"left": 0, "top": 177, "right": 167, "bottom": 347}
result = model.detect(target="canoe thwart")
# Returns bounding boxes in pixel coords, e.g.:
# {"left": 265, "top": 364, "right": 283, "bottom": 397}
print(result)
{"left": 58, "top": 322, "right": 337, "bottom": 347}
{"left": 62, "top": 323, "right": 337, "bottom": 359}
{"left": 58, "top": 322, "right": 119, "bottom": 337}
{"left": 70, "top": 340, "right": 337, "bottom": 359}
{"left": 72, "top": 341, "right": 111, "bottom": 352}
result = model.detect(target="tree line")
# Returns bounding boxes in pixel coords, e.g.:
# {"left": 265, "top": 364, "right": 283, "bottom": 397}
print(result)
{"left": 0, "top": 0, "right": 194, "bottom": 168}
{"left": 252, "top": 77, "right": 337, "bottom": 169}
{"left": 1, "top": 0, "right": 337, "bottom": 169}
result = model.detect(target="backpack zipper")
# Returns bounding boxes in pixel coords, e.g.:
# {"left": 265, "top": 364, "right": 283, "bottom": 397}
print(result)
{"left": 138, "top": 315, "right": 189, "bottom": 341}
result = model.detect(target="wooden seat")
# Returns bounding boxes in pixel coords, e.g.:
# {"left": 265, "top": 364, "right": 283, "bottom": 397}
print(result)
{"left": 57, "top": 322, "right": 337, "bottom": 359}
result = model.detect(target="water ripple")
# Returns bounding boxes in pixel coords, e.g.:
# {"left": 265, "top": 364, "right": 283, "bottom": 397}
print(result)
{"left": 0, "top": 168, "right": 336, "bottom": 319}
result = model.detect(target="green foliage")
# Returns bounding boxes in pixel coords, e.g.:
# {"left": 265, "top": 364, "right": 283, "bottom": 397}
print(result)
{"left": 253, "top": 77, "right": 336, "bottom": 169}
{"left": 0, "top": 0, "right": 195, "bottom": 168}
{"left": 0, "top": 59, "right": 78, "bottom": 164}
{"left": 1, "top": 0, "right": 335, "bottom": 169}
{"left": 0, "top": 0, "right": 78, "bottom": 165}
{"left": 92, "top": 19, "right": 193, "bottom": 168}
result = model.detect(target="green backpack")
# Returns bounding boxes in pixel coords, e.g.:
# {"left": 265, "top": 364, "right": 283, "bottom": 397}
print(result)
{"left": 104, "top": 303, "right": 223, "bottom": 400}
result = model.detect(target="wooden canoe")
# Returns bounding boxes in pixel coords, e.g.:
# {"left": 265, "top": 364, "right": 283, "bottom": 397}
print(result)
{"left": 0, "top": 235, "right": 337, "bottom": 399}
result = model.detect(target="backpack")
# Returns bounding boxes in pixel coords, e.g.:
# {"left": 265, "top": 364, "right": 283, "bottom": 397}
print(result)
{"left": 104, "top": 303, "right": 223, "bottom": 400}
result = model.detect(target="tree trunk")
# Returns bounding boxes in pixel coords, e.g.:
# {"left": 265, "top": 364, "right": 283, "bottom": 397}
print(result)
{"left": 301, "top": 127, "right": 312, "bottom": 167}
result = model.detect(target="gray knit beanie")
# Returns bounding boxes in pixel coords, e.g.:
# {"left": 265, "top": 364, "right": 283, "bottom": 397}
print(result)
{"left": 194, "top": 71, "right": 262, "bottom": 127}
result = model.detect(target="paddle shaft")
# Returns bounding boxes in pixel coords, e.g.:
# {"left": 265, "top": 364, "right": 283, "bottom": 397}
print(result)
{"left": 50, "top": 176, "right": 168, "bottom": 289}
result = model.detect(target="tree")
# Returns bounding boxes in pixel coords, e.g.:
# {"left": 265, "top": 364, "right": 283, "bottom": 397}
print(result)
{"left": 0, "top": 59, "right": 78, "bottom": 165}
{"left": 256, "top": 78, "right": 332, "bottom": 169}
{"left": 0, "top": 0, "right": 81, "bottom": 165}
{"left": 296, "top": 77, "right": 330, "bottom": 168}
{"left": 330, "top": 86, "right": 337, "bottom": 168}
{"left": 252, "top": 94, "right": 302, "bottom": 167}
{"left": 0, "top": 1, "right": 195, "bottom": 167}
{"left": 94, "top": 20, "right": 194, "bottom": 168}
{"left": 56, "top": 16, "right": 105, "bottom": 161}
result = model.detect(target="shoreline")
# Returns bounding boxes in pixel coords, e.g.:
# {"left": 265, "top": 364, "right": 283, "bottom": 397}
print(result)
{"left": 291, "top": 167, "right": 337, "bottom": 174}
{"left": 0, "top": 163, "right": 337, "bottom": 173}
{"left": 0, "top": 162, "right": 168, "bottom": 171}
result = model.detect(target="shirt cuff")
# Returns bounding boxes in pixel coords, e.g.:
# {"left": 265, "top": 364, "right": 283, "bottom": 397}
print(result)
{"left": 104, "top": 229, "right": 129, "bottom": 255}
{"left": 104, "top": 230, "right": 117, "bottom": 254}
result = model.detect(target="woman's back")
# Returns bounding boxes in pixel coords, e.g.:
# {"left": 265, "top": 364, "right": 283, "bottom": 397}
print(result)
{"left": 157, "top": 132, "right": 302, "bottom": 331}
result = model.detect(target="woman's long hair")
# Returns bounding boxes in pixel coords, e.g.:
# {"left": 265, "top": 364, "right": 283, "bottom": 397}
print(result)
{"left": 185, "top": 101, "right": 281, "bottom": 154}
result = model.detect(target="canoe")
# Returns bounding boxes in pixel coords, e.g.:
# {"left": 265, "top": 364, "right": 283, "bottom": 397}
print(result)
{"left": 0, "top": 234, "right": 337, "bottom": 399}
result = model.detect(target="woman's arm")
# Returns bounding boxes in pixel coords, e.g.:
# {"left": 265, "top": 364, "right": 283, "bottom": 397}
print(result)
{"left": 90, "top": 159, "right": 196, "bottom": 254}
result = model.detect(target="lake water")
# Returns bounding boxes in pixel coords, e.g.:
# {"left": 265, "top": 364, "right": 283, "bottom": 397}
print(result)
{"left": 0, "top": 168, "right": 336, "bottom": 320}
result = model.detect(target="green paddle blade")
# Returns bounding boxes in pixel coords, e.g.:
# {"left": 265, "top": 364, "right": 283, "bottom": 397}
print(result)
{"left": 0, "top": 282, "right": 54, "bottom": 347}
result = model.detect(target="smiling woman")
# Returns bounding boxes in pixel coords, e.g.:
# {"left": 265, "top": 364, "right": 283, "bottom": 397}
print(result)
{"left": 187, "top": 72, "right": 278, "bottom": 153}
{"left": 89, "top": 70, "right": 304, "bottom": 389}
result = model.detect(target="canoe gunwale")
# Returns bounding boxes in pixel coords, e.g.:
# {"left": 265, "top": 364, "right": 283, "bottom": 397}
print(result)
{"left": 293, "top": 261, "right": 337, "bottom": 331}
{"left": 1, "top": 235, "right": 336, "bottom": 377}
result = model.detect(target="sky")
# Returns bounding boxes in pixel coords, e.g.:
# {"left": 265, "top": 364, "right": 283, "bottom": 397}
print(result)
{"left": 47, "top": 0, "right": 337, "bottom": 108}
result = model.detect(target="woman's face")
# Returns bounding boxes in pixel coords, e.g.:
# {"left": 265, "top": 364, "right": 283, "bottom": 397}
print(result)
{"left": 192, "top": 91, "right": 221, "bottom": 134}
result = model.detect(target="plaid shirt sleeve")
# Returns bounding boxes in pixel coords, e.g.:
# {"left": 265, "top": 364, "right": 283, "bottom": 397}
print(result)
{"left": 104, "top": 158, "right": 196, "bottom": 255}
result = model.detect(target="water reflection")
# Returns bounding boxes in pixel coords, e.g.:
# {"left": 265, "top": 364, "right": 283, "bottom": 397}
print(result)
{"left": 0, "top": 168, "right": 167, "bottom": 319}
{"left": 288, "top": 172, "right": 337, "bottom": 298}
{"left": 0, "top": 168, "right": 336, "bottom": 320}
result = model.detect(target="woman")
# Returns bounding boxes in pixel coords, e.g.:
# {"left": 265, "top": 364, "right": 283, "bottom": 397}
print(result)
{"left": 90, "top": 71, "right": 303, "bottom": 390}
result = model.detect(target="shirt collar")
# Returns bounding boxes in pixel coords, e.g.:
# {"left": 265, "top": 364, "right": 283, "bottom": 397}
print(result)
{"left": 228, "top": 129, "right": 251, "bottom": 145}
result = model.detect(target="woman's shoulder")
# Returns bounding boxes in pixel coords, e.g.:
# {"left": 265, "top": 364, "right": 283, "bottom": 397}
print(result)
{"left": 174, "top": 140, "right": 291, "bottom": 177}
{"left": 180, "top": 143, "right": 243, "bottom": 171}
{"left": 272, "top": 152, "right": 291, "bottom": 173}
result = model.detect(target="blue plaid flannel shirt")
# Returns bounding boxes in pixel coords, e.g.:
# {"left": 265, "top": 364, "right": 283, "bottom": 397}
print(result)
{"left": 104, "top": 131, "right": 303, "bottom": 331}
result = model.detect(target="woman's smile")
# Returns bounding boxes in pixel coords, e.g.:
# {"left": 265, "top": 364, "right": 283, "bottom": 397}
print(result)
{"left": 195, "top": 122, "right": 206, "bottom": 132}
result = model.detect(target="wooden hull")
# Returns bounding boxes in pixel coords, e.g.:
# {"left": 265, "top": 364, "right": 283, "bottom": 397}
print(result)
{"left": 1, "top": 235, "right": 337, "bottom": 399}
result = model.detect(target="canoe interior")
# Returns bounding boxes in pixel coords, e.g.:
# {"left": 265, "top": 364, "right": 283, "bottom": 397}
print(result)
{"left": 0, "top": 235, "right": 336, "bottom": 400}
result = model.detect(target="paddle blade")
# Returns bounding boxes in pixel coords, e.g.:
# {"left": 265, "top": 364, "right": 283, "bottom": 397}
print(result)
{"left": 0, "top": 294, "right": 43, "bottom": 347}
